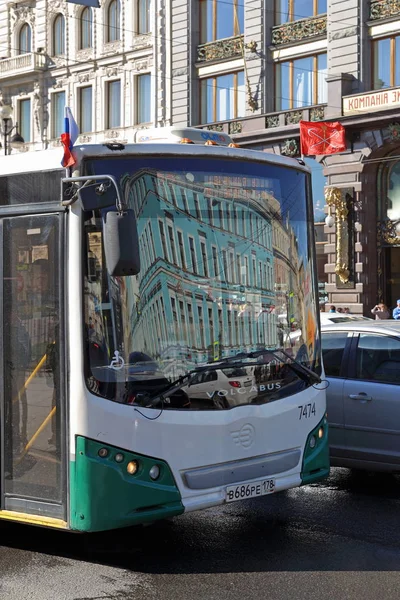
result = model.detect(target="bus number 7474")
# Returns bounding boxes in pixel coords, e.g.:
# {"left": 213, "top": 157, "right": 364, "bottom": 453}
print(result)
{"left": 298, "top": 403, "right": 316, "bottom": 420}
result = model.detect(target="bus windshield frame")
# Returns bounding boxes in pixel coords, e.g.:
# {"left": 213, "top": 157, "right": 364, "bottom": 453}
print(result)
{"left": 82, "top": 153, "right": 321, "bottom": 410}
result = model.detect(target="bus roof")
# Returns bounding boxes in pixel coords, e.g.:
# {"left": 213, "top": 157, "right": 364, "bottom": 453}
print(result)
{"left": 133, "top": 126, "right": 233, "bottom": 146}
{"left": 1, "top": 142, "right": 310, "bottom": 176}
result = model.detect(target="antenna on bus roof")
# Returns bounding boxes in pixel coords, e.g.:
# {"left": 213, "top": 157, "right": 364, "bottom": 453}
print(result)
{"left": 66, "top": 0, "right": 100, "bottom": 7}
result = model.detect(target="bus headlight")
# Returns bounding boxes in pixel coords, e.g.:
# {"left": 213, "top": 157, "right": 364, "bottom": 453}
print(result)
{"left": 127, "top": 460, "right": 139, "bottom": 475}
{"left": 149, "top": 465, "right": 160, "bottom": 480}
{"left": 114, "top": 453, "right": 124, "bottom": 463}
{"left": 309, "top": 436, "right": 316, "bottom": 449}
{"left": 98, "top": 448, "right": 109, "bottom": 458}
{"left": 318, "top": 426, "right": 324, "bottom": 439}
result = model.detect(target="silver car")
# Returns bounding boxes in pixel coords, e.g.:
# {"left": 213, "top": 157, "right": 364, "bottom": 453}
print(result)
{"left": 321, "top": 321, "right": 400, "bottom": 472}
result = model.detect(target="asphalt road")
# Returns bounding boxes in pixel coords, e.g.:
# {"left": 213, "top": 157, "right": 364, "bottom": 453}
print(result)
{"left": 1, "top": 468, "right": 400, "bottom": 600}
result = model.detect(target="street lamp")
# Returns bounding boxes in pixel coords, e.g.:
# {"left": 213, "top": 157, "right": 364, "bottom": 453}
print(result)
{"left": 0, "top": 104, "right": 25, "bottom": 155}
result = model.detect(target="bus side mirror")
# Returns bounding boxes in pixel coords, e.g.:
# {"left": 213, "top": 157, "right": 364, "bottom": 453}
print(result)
{"left": 102, "top": 210, "right": 141, "bottom": 277}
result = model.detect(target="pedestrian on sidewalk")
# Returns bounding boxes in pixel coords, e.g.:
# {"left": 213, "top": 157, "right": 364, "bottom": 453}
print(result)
{"left": 393, "top": 300, "right": 400, "bottom": 320}
{"left": 371, "top": 303, "right": 390, "bottom": 320}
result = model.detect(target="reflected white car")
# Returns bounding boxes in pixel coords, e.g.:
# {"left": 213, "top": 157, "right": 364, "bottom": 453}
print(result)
{"left": 182, "top": 365, "right": 257, "bottom": 408}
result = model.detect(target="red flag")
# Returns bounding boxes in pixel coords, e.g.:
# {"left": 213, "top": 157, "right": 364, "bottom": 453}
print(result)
{"left": 300, "top": 121, "right": 346, "bottom": 156}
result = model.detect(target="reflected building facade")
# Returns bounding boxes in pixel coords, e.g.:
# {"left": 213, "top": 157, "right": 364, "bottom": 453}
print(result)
{"left": 120, "top": 170, "right": 279, "bottom": 375}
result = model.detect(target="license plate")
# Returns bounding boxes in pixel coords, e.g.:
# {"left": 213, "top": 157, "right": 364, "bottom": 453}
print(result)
{"left": 244, "top": 381, "right": 252, "bottom": 387}
{"left": 225, "top": 479, "right": 275, "bottom": 503}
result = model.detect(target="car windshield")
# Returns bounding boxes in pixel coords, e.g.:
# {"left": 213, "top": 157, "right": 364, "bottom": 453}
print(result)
{"left": 221, "top": 367, "right": 248, "bottom": 377}
{"left": 82, "top": 154, "right": 321, "bottom": 409}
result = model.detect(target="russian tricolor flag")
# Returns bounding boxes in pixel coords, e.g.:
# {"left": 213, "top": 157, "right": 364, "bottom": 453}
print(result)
{"left": 61, "top": 107, "right": 79, "bottom": 168}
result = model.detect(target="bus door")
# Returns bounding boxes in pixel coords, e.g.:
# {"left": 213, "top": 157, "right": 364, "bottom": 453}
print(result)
{"left": 0, "top": 213, "right": 66, "bottom": 521}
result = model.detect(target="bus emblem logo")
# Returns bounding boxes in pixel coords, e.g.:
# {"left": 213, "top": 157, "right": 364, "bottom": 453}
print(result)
{"left": 231, "top": 424, "right": 255, "bottom": 449}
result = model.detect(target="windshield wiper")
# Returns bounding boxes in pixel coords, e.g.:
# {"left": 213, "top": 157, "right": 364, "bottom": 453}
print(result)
{"left": 247, "top": 348, "right": 321, "bottom": 385}
{"left": 135, "top": 348, "right": 320, "bottom": 409}
{"left": 216, "top": 348, "right": 321, "bottom": 385}
{"left": 135, "top": 360, "right": 258, "bottom": 409}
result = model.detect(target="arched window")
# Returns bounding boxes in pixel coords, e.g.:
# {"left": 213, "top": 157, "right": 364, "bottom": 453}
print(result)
{"left": 53, "top": 14, "right": 65, "bottom": 55}
{"left": 384, "top": 161, "right": 400, "bottom": 222}
{"left": 18, "top": 23, "right": 31, "bottom": 55}
{"left": 138, "top": 0, "right": 151, "bottom": 34}
{"left": 80, "top": 7, "right": 93, "bottom": 49}
{"left": 107, "top": 0, "right": 121, "bottom": 42}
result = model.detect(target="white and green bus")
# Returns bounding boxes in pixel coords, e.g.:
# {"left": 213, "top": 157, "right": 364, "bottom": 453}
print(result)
{"left": 0, "top": 129, "right": 328, "bottom": 532}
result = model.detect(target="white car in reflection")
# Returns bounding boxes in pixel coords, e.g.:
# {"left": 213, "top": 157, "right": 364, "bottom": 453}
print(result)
{"left": 182, "top": 364, "right": 257, "bottom": 408}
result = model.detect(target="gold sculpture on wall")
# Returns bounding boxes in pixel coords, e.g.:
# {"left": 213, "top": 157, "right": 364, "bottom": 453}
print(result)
{"left": 325, "top": 187, "right": 350, "bottom": 284}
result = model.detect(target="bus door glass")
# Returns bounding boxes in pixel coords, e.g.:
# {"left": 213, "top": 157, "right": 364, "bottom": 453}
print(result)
{"left": 1, "top": 214, "right": 65, "bottom": 519}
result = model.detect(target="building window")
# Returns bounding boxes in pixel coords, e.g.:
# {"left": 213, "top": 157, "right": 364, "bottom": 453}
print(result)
{"left": 226, "top": 204, "right": 231, "bottom": 231}
{"left": 207, "top": 198, "right": 213, "bottom": 224}
{"left": 179, "top": 301, "right": 187, "bottom": 340}
{"left": 167, "top": 182, "right": 177, "bottom": 205}
{"left": 18, "top": 23, "right": 31, "bottom": 55}
{"left": 208, "top": 308, "right": 215, "bottom": 348}
{"left": 182, "top": 190, "right": 190, "bottom": 213}
{"left": 229, "top": 250, "right": 235, "bottom": 282}
{"left": 136, "top": 73, "right": 151, "bottom": 124}
{"left": 79, "top": 86, "right": 93, "bottom": 133}
{"left": 200, "top": 0, "right": 244, "bottom": 43}
{"left": 222, "top": 249, "right": 228, "bottom": 280}
{"left": 373, "top": 36, "right": 400, "bottom": 89}
{"left": 177, "top": 231, "right": 186, "bottom": 269}
{"left": 189, "top": 237, "right": 197, "bottom": 273}
{"left": 80, "top": 7, "right": 93, "bottom": 49}
{"left": 193, "top": 193, "right": 201, "bottom": 219}
{"left": 167, "top": 225, "right": 178, "bottom": 264}
{"left": 198, "top": 306, "right": 205, "bottom": 348}
{"left": 200, "top": 240, "right": 209, "bottom": 276}
{"left": 53, "top": 14, "right": 65, "bottom": 56}
{"left": 19, "top": 99, "right": 31, "bottom": 142}
{"left": 187, "top": 303, "right": 194, "bottom": 345}
{"left": 138, "top": 0, "right": 151, "bottom": 33}
{"left": 201, "top": 71, "right": 245, "bottom": 123}
{"left": 158, "top": 221, "right": 168, "bottom": 260}
{"left": 275, "top": 53, "right": 327, "bottom": 110}
{"left": 107, "top": 0, "right": 121, "bottom": 42}
{"left": 227, "top": 310, "right": 232, "bottom": 346}
{"left": 212, "top": 246, "right": 219, "bottom": 276}
{"left": 381, "top": 160, "right": 400, "bottom": 221}
{"left": 235, "top": 254, "right": 241, "bottom": 283}
{"left": 275, "top": 0, "right": 327, "bottom": 24}
{"left": 52, "top": 91, "right": 65, "bottom": 138}
{"left": 170, "top": 297, "right": 179, "bottom": 340}
{"left": 106, "top": 80, "right": 121, "bottom": 128}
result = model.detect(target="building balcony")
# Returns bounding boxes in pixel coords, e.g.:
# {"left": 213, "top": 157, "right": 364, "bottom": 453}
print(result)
{"left": 370, "top": 0, "right": 400, "bottom": 21}
{"left": 271, "top": 14, "right": 327, "bottom": 46}
{"left": 196, "top": 35, "right": 244, "bottom": 64}
{"left": 198, "top": 104, "right": 326, "bottom": 135}
{"left": 196, "top": 104, "right": 327, "bottom": 150}
{"left": 0, "top": 53, "right": 47, "bottom": 80}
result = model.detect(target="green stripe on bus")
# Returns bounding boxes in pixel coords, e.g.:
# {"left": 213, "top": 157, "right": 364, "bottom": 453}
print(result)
{"left": 301, "top": 416, "right": 330, "bottom": 485}
{"left": 70, "top": 436, "right": 184, "bottom": 532}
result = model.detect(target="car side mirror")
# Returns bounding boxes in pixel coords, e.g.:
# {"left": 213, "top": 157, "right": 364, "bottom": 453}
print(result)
{"left": 102, "top": 209, "right": 141, "bottom": 277}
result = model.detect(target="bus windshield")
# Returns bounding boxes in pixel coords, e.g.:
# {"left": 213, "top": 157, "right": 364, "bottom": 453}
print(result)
{"left": 82, "top": 155, "right": 320, "bottom": 409}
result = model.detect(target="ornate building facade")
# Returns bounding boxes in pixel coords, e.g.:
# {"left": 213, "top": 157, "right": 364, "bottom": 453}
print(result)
{"left": 0, "top": 0, "right": 165, "bottom": 152}
{"left": 185, "top": 0, "right": 400, "bottom": 314}
{"left": 2, "top": 1, "right": 400, "bottom": 313}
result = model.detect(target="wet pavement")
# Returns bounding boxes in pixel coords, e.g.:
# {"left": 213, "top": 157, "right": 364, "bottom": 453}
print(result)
{"left": 1, "top": 468, "right": 400, "bottom": 599}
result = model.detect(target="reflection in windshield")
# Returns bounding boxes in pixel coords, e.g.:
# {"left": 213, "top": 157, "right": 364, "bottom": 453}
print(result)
{"left": 83, "top": 156, "right": 320, "bottom": 409}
